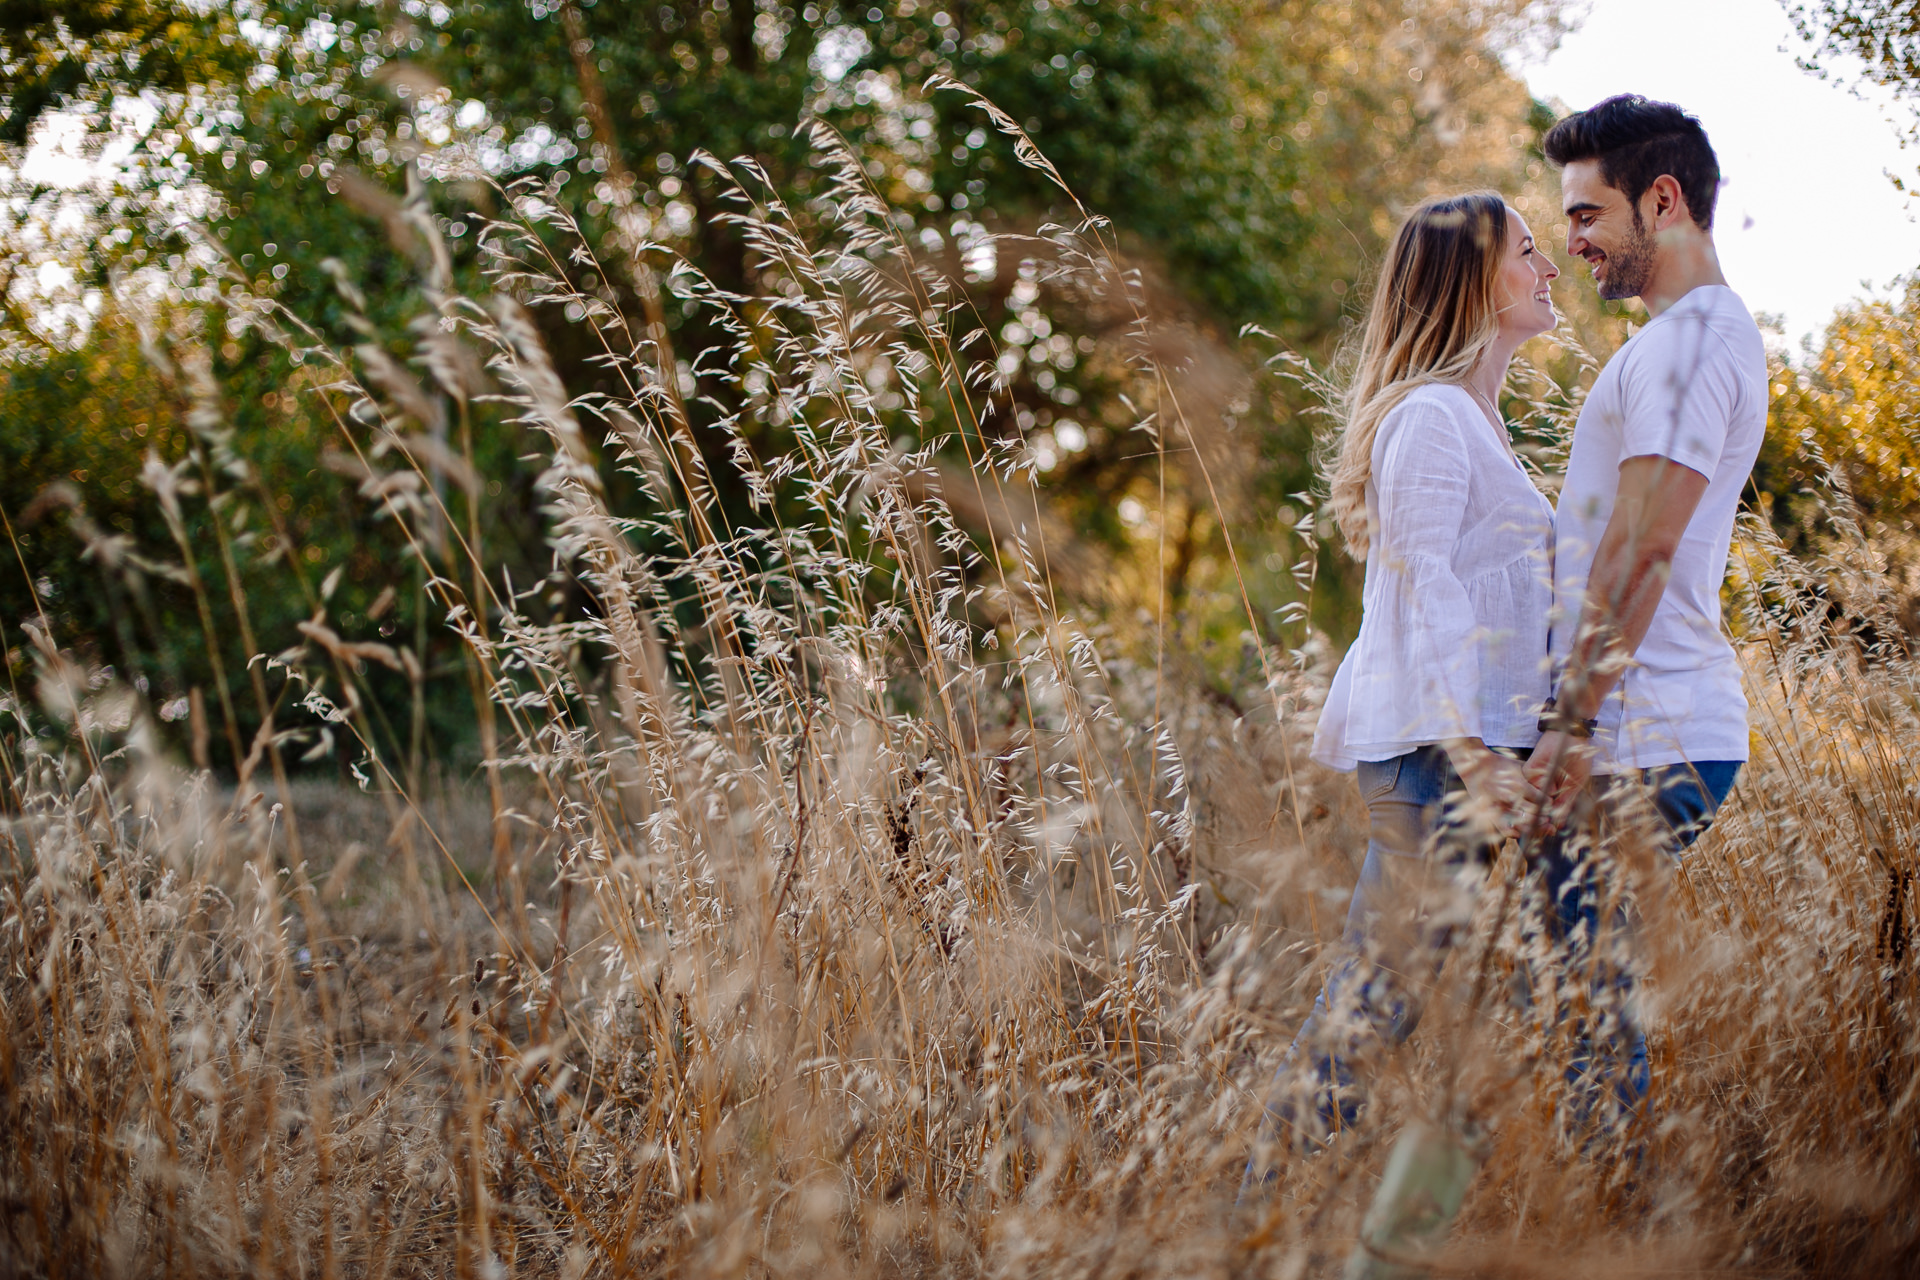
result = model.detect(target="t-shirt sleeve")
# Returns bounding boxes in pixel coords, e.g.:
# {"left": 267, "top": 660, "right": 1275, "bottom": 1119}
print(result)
{"left": 1616, "top": 311, "right": 1747, "bottom": 479}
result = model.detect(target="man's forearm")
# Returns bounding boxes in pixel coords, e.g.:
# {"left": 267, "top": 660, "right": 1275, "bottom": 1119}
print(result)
{"left": 1555, "top": 456, "right": 1707, "bottom": 724}
{"left": 1558, "top": 538, "right": 1673, "bottom": 721}
{"left": 1529, "top": 543, "right": 1668, "bottom": 823}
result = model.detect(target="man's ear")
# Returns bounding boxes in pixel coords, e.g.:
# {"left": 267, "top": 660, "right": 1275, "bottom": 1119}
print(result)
{"left": 1645, "top": 174, "right": 1689, "bottom": 231}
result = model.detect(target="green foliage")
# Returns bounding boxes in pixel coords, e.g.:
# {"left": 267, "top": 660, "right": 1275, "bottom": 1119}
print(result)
{"left": 0, "top": 0, "right": 243, "bottom": 144}
{"left": 1764, "top": 277, "right": 1920, "bottom": 539}
{"left": 0, "top": 305, "right": 524, "bottom": 775}
{"left": 0, "top": 317, "right": 176, "bottom": 666}
{"left": 1, "top": 0, "right": 1567, "bottom": 772}
{"left": 1787, "top": 0, "right": 1920, "bottom": 100}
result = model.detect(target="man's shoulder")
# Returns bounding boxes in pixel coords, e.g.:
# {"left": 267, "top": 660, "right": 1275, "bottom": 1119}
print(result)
{"left": 1635, "top": 286, "right": 1767, "bottom": 370}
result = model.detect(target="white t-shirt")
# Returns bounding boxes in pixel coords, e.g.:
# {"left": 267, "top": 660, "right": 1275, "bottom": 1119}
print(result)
{"left": 1314, "top": 384, "right": 1555, "bottom": 770}
{"left": 1550, "top": 285, "right": 1769, "bottom": 771}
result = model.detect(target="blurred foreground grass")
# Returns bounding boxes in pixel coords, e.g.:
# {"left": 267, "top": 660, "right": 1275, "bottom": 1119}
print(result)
{"left": 0, "top": 97, "right": 1917, "bottom": 1280}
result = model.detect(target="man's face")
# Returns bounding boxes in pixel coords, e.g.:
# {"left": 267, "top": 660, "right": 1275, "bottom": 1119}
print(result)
{"left": 1561, "top": 158, "right": 1657, "bottom": 302}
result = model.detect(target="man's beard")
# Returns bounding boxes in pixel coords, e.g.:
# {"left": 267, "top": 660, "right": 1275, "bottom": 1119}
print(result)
{"left": 1597, "top": 210, "right": 1656, "bottom": 301}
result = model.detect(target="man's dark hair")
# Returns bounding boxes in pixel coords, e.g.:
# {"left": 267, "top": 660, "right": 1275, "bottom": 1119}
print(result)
{"left": 1542, "top": 95, "right": 1720, "bottom": 231}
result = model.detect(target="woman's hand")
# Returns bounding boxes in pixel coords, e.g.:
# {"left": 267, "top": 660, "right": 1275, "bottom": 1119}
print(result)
{"left": 1443, "top": 738, "right": 1546, "bottom": 838}
{"left": 1525, "top": 729, "right": 1594, "bottom": 828}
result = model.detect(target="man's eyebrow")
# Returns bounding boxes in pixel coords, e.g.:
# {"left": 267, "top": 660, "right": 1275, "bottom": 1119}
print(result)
{"left": 1563, "top": 200, "right": 1604, "bottom": 216}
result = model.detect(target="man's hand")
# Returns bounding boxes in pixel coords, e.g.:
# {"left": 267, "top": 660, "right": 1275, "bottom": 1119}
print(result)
{"left": 1535, "top": 456, "right": 1707, "bottom": 832}
{"left": 1445, "top": 739, "right": 1546, "bottom": 839}
{"left": 1525, "top": 729, "right": 1594, "bottom": 830}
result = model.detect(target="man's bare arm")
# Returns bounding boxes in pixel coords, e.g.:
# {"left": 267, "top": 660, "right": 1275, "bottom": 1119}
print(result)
{"left": 1526, "top": 455, "right": 1710, "bottom": 817}
{"left": 1556, "top": 454, "right": 1710, "bottom": 721}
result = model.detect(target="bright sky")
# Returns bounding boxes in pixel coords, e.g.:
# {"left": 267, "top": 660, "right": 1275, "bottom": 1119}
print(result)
{"left": 1519, "top": 0, "right": 1920, "bottom": 349}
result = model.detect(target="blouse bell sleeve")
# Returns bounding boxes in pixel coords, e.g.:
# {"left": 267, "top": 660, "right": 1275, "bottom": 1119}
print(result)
{"left": 1338, "top": 398, "right": 1484, "bottom": 751}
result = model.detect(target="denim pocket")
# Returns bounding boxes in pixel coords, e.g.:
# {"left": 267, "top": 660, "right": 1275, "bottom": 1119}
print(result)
{"left": 1356, "top": 755, "right": 1404, "bottom": 804}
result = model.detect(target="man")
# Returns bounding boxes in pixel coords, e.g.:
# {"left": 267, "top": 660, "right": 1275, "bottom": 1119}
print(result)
{"left": 1528, "top": 95, "right": 1769, "bottom": 1131}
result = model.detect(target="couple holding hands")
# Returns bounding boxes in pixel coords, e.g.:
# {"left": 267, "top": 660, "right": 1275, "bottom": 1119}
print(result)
{"left": 1255, "top": 94, "right": 1768, "bottom": 1158}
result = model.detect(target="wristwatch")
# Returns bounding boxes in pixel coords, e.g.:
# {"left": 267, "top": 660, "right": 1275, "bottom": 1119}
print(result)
{"left": 1537, "top": 696, "right": 1599, "bottom": 739}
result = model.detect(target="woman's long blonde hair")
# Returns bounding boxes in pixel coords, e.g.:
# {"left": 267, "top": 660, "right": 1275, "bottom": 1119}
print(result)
{"left": 1328, "top": 191, "right": 1509, "bottom": 557}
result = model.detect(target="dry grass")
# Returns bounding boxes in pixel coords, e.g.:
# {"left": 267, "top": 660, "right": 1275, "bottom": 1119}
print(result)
{"left": 1, "top": 106, "right": 1916, "bottom": 1278}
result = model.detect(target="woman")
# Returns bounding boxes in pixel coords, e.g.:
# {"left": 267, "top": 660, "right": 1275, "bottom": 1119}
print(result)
{"left": 1255, "top": 191, "right": 1560, "bottom": 1159}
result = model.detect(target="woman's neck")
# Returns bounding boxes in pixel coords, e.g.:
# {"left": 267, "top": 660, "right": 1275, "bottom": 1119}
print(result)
{"left": 1464, "top": 340, "right": 1519, "bottom": 407}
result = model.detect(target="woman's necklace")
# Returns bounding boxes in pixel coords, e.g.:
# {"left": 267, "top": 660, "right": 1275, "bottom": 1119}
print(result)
{"left": 1462, "top": 382, "right": 1503, "bottom": 428}
{"left": 1460, "top": 382, "right": 1530, "bottom": 475}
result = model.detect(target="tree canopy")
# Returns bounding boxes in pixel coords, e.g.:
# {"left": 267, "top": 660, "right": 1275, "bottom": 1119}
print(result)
{"left": 1766, "top": 278, "right": 1920, "bottom": 530}
{"left": 2, "top": 0, "right": 1574, "bottom": 772}
{"left": 1787, "top": 0, "right": 1920, "bottom": 100}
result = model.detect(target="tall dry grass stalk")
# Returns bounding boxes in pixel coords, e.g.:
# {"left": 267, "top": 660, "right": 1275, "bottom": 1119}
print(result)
{"left": 1, "top": 99, "right": 1915, "bottom": 1277}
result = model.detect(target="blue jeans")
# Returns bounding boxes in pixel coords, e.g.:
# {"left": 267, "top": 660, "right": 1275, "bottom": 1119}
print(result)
{"left": 1248, "top": 746, "right": 1739, "bottom": 1164}
{"left": 1529, "top": 757, "right": 1740, "bottom": 1142}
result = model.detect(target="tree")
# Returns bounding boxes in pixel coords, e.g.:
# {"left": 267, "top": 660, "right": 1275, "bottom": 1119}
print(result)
{"left": 1764, "top": 277, "right": 1920, "bottom": 533}
{"left": 2, "top": 0, "right": 1570, "bottom": 769}
{"left": 1786, "top": 0, "right": 1920, "bottom": 100}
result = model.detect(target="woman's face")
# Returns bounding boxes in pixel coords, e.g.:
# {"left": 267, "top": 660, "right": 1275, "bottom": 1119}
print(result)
{"left": 1494, "top": 207, "right": 1559, "bottom": 342}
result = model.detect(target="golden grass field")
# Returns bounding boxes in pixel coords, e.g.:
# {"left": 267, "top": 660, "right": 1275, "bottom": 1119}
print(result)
{"left": 1, "top": 116, "right": 1915, "bottom": 1277}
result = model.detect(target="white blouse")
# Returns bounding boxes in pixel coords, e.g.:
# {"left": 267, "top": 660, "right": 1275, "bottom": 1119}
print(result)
{"left": 1312, "top": 384, "right": 1555, "bottom": 771}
